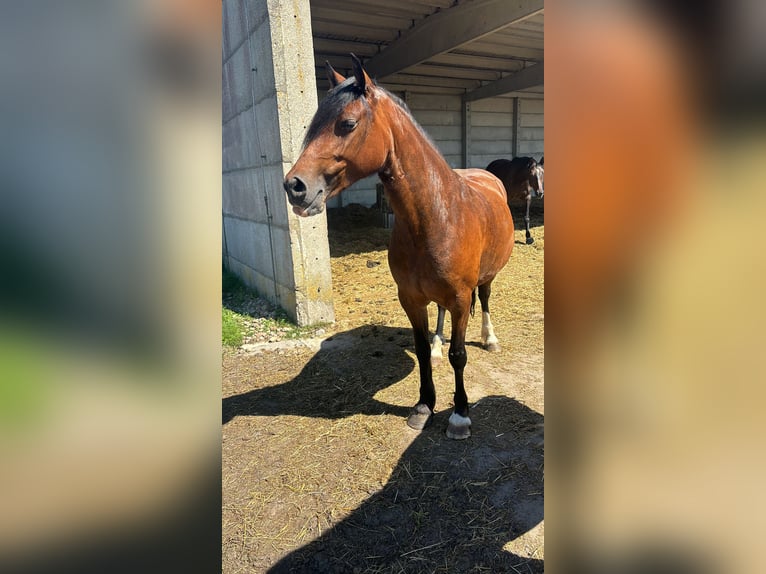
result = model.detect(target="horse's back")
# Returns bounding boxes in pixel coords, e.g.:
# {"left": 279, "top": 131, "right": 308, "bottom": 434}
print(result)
{"left": 487, "top": 157, "right": 534, "bottom": 172}
{"left": 485, "top": 158, "right": 533, "bottom": 202}
{"left": 485, "top": 158, "right": 512, "bottom": 175}
{"left": 454, "top": 168, "right": 507, "bottom": 205}
{"left": 486, "top": 158, "right": 521, "bottom": 179}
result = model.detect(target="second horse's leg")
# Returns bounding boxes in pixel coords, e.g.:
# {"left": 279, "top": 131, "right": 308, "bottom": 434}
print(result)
{"left": 478, "top": 282, "right": 501, "bottom": 353}
{"left": 431, "top": 305, "right": 446, "bottom": 364}
{"left": 525, "top": 194, "right": 534, "bottom": 244}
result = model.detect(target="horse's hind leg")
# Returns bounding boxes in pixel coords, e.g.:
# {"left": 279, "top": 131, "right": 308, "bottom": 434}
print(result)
{"left": 400, "top": 297, "right": 436, "bottom": 431}
{"left": 446, "top": 298, "right": 472, "bottom": 440}
{"left": 431, "top": 305, "right": 446, "bottom": 364}
{"left": 478, "top": 282, "right": 501, "bottom": 352}
{"left": 525, "top": 194, "right": 534, "bottom": 244}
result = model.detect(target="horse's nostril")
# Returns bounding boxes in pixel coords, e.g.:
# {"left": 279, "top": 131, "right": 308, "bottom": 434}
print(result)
{"left": 292, "top": 177, "right": 306, "bottom": 193}
{"left": 284, "top": 176, "right": 307, "bottom": 196}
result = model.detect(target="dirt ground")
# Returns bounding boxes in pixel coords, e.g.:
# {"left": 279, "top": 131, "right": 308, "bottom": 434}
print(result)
{"left": 223, "top": 203, "right": 544, "bottom": 573}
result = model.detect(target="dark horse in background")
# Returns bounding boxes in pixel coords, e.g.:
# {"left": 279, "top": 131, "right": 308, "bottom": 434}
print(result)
{"left": 487, "top": 156, "right": 544, "bottom": 245}
{"left": 431, "top": 156, "right": 543, "bottom": 362}
{"left": 284, "top": 55, "right": 514, "bottom": 439}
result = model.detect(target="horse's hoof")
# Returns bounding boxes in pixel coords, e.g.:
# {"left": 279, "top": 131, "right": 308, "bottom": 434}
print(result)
{"left": 445, "top": 413, "right": 472, "bottom": 440}
{"left": 526, "top": 236, "right": 534, "bottom": 245}
{"left": 407, "top": 404, "right": 433, "bottom": 431}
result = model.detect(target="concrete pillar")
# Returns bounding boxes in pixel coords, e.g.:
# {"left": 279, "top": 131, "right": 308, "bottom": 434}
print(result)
{"left": 222, "top": 0, "right": 334, "bottom": 326}
{"left": 461, "top": 99, "right": 472, "bottom": 168}
{"left": 511, "top": 96, "right": 521, "bottom": 158}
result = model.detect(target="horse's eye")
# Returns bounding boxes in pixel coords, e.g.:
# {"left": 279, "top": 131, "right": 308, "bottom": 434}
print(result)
{"left": 339, "top": 118, "right": 358, "bottom": 132}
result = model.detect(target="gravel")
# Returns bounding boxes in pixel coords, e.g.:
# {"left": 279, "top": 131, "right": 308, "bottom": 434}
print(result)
{"left": 224, "top": 290, "right": 328, "bottom": 346}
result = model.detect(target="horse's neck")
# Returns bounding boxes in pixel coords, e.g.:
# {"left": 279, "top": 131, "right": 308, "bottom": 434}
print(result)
{"left": 378, "top": 103, "right": 457, "bottom": 234}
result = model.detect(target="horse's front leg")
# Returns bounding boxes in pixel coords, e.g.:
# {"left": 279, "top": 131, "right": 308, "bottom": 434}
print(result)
{"left": 399, "top": 296, "right": 435, "bottom": 430}
{"left": 446, "top": 298, "right": 472, "bottom": 440}
{"left": 431, "top": 305, "right": 446, "bottom": 364}
{"left": 525, "top": 193, "right": 534, "bottom": 244}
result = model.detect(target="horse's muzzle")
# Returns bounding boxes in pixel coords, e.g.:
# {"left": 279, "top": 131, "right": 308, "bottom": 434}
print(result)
{"left": 284, "top": 176, "right": 325, "bottom": 217}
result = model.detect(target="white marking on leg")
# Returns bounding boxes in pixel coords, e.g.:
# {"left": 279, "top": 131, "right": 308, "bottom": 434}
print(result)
{"left": 448, "top": 412, "right": 472, "bottom": 428}
{"left": 431, "top": 334, "right": 443, "bottom": 359}
{"left": 481, "top": 311, "right": 499, "bottom": 347}
{"left": 446, "top": 411, "right": 472, "bottom": 439}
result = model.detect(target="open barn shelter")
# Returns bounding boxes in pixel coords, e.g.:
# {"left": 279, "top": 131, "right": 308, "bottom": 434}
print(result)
{"left": 222, "top": 0, "right": 544, "bottom": 325}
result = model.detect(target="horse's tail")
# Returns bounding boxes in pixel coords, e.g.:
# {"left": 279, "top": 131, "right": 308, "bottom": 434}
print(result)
{"left": 470, "top": 289, "right": 476, "bottom": 317}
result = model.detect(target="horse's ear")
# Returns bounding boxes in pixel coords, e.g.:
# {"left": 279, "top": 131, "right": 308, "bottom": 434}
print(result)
{"left": 350, "top": 53, "right": 372, "bottom": 93}
{"left": 325, "top": 61, "right": 346, "bottom": 88}
{"left": 540, "top": 156, "right": 544, "bottom": 166}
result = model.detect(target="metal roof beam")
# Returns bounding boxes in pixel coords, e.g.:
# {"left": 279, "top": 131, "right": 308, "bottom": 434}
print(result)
{"left": 364, "top": 0, "right": 544, "bottom": 79}
{"left": 463, "top": 61, "right": 543, "bottom": 101}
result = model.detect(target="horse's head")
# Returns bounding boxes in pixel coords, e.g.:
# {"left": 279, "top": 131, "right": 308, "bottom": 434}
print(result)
{"left": 284, "top": 55, "right": 390, "bottom": 217}
{"left": 529, "top": 158, "right": 544, "bottom": 199}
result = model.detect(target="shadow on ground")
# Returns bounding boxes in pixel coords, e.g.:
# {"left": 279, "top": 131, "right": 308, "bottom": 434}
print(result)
{"left": 224, "top": 324, "right": 544, "bottom": 573}
{"left": 223, "top": 325, "right": 415, "bottom": 424}
{"left": 267, "top": 394, "right": 544, "bottom": 573}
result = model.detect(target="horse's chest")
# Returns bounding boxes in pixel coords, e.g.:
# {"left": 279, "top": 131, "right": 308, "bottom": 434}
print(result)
{"left": 389, "top": 243, "right": 433, "bottom": 277}
{"left": 389, "top": 235, "right": 459, "bottom": 293}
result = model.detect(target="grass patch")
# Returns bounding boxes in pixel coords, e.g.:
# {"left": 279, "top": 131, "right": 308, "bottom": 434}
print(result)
{"left": 222, "top": 265, "right": 331, "bottom": 346}
{"left": 222, "top": 308, "right": 244, "bottom": 347}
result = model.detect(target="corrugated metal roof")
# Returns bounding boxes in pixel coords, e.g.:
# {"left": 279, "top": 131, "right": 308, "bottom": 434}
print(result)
{"left": 310, "top": 0, "right": 544, "bottom": 98}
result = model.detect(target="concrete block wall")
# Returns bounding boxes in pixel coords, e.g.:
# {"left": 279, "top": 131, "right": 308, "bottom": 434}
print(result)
{"left": 469, "top": 97, "right": 514, "bottom": 168}
{"left": 468, "top": 95, "right": 544, "bottom": 168}
{"left": 223, "top": 0, "right": 334, "bottom": 326}
{"left": 517, "top": 97, "right": 544, "bottom": 158}
{"left": 409, "top": 93, "right": 464, "bottom": 169}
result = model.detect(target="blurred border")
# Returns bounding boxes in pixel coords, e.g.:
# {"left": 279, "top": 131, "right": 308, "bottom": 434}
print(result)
{"left": 2, "top": 1, "right": 765, "bottom": 572}
{"left": 0, "top": 2, "right": 221, "bottom": 572}
{"left": 546, "top": 1, "right": 766, "bottom": 572}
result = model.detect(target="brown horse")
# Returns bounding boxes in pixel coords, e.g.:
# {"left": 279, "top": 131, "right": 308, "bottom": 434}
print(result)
{"left": 284, "top": 55, "right": 514, "bottom": 439}
{"left": 486, "top": 156, "right": 544, "bottom": 245}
